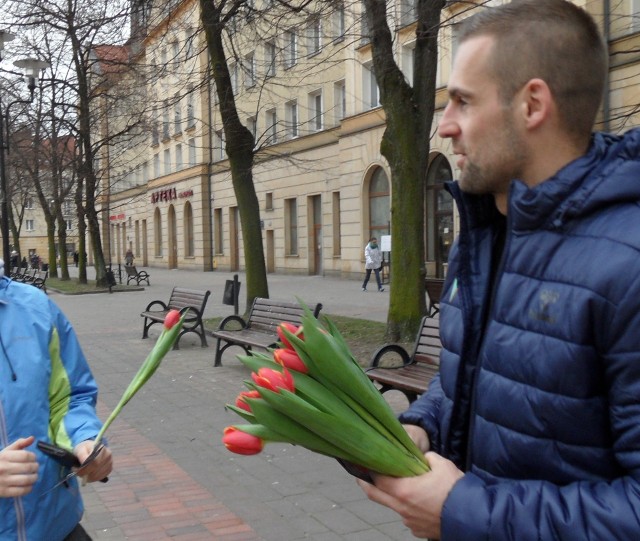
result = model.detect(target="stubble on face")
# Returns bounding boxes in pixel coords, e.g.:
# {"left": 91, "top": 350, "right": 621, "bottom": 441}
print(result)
{"left": 457, "top": 108, "right": 526, "bottom": 198}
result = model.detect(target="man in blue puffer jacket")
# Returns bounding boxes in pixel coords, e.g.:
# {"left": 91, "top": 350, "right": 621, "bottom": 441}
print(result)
{"left": 0, "top": 269, "right": 113, "bottom": 540}
{"left": 359, "top": 1, "right": 640, "bottom": 539}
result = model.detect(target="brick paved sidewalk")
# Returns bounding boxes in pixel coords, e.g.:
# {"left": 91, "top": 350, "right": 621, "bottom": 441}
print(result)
{"left": 83, "top": 404, "right": 261, "bottom": 541}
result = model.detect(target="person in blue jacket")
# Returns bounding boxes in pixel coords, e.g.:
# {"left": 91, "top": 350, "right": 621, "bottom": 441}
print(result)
{"left": 0, "top": 263, "right": 113, "bottom": 540}
{"left": 359, "top": 1, "right": 640, "bottom": 539}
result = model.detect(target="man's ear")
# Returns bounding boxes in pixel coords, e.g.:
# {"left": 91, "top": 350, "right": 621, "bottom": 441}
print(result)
{"left": 518, "top": 78, "right": 553, "bottom": 130}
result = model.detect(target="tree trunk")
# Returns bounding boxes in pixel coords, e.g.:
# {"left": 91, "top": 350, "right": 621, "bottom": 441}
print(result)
{"left": 364, "top": 0, "right": 445, "bottom": 340}
{"left": 199, "top": 0, "right": 269, "bottom": 314}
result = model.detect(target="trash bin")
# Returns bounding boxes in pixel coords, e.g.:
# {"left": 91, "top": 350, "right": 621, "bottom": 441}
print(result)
{"left": 222, "top": 275, "right": 241, "bottom": 315}
{"left": 106, "top": 269, "right": 117, "bottom": 287}
{"left": 223, "top": 279, "right": 240, "bottom": 305}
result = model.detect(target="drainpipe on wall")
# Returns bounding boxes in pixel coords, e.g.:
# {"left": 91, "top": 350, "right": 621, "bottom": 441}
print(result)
{"left": 603, "top": 0, "right": 611, "bottom": 132}
{"left": 206, "top": 61, "right": 214, "bottom": 271}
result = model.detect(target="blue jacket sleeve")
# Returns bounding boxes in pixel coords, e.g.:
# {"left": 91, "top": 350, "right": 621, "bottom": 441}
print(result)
{"left": 442, "top": 473, "right": 640, "bottom": 541}
{"left": 398, "top": 374, "right": 444, "bottom": 452}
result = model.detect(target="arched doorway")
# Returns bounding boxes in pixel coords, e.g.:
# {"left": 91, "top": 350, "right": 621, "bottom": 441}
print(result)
{"left": 426, "top": 154, "right": 454, "bottom": 278}
{"left": 184, "top": 202, "right": 194, "bottom": 257}
{"left": 367, "top": 166, "right": 390, "bottom": 240}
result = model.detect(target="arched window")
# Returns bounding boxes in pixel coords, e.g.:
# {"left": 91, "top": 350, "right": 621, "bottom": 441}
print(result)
{"left": 368, "top": 167, "right": 390, "bottom": 240}
{"left": 154, "top": 207, "right": 163, "bottom": 257}
{"left": 184, "top": 201, "right": 194, "bottom": 257}
{"left": 426, "top": 154, "right": 453, "bottom": 278}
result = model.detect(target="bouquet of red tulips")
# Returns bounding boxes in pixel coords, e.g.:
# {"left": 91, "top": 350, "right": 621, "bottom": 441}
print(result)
{"left": 223, "top": 307, "right": 429, "bottom": 478}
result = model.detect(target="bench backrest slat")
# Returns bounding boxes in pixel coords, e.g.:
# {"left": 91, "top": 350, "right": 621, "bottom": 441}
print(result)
{"left": 167, "top": 287, "right": 210, "bottom": 311}
{"left": 248, "top": 298, "right": 318, "bottom": 332}
{"left": 412, "top": 315, "right": 441, "bottom": 365}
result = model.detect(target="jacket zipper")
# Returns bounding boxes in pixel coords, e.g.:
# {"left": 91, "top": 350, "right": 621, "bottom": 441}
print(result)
{"left": 463, "top": 208, "right": 512, "bottom": 471}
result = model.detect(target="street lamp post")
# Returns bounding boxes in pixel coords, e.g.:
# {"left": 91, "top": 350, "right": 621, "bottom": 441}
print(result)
{"left": 0, "top": 30, "right": 50, "bottom": 266}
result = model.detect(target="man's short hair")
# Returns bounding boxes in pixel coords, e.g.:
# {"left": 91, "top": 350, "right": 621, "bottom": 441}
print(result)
{"left": 458, "top": 0, "right": 607, "bottom": 142}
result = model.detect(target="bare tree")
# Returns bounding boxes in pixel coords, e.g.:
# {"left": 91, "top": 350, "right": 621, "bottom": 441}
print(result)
{"left": 7, "top": 0, "right": 135, "bottom": 286}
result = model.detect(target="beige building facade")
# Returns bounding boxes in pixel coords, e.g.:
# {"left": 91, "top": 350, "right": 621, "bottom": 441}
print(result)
{"left": 92, "top": 0, "right": 640, "bottom": 281}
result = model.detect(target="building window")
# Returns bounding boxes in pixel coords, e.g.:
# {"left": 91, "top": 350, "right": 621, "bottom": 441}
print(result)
{"left": 333, "top": 3, "right": 346, "bottom": 40}
{"left": 285, "top": 100, "right": 298, "bottom": 139}
{"left": 333, "top": 80, "right": 346, "bottom": 123}
{"left": 160, "top": 48, "right": 167, "bottom": 74}
{"left": 400, "top": 0, "right": 417, "bottom": 26}
{"left": 152, "top": 106, "right": 159, "bottom": 144}
{"left": 361, "top": 1, "right": 371, "bottom": 45}
{"left": 186, "top": 85, "right": 195, "bottom": 128}
{"left": 164, "top": 148, "right": 171, "bottom": 175}
{"left": 153, "top": 153, "right": 160, "bottom": 177}
{"left": 230, "top": 63, "right": 238, "bottom": 94}
{"left": 215, "top": 129, "right": 225, "bottom": 161}
{"left": 184, "top": 201, "right": 194, "bottom": 256}
{"left": 66, "top": 219, "right": 73, "bottom": 231}
{"left": 244, "top": 51, "right": 256, "bottom": 88}
{"left": 175, "top": 143, "right": 183, "bottom": 171}
{"left": 63, "top": 200, "right": 73, "bottom": 214}
{"left": 246, "top": 116, "right": 256, "bottom": 140}
{"left": 307, "top": 18, "right": 322, "bottom": 56}
{"left": 401, "top": 43, "right": 415, "bottom": 85}
{"left": 25, "top": 197, "right": 34, "bottom": 209}
{"left": 265, "top": 40, "right": 276, "bottom": 77}
{"left": 184, "top": 27, "right": 194, "bottom": 59}
{"left": 632, "top": 0, "right": 640, "bottom": 32}
{"left": 332, "top": 191, "right": 341, "bottom": 256}
{"left": 188, "top": 138, "right": 196, "bottom": 166}
{"left": 285, "top": 198, "right": 298, "bottom": 255}
{"left": 154, "top": 207, "right": 163, "bottom": 257}
{"left": 174, "top": 93, "right": 182, "bottom": 134}
{"left": 308, "top": 90, "right": 323, "bottom": 131}
{"left": 26, "top": 219, "right": 35, "bottom": 231}
{"left": 162, "top": 100, "right": 170, "bottom": 139}
{"left": 171, "top": 41, "right": 180, "bottom": 71}
{"left": 265, "top": 192, "right": 273, "bottom": 210}
{"left": 266, "top": 108, "right": 277, "bottom": 144}
{"left": 363, "top": 61, "right": 380, "bottom": 109}
{"left": 214, "top": 208, "right": 223, "bottom": 254}
{"left": 284, "top": 30, "right": 297, "bottom": 68}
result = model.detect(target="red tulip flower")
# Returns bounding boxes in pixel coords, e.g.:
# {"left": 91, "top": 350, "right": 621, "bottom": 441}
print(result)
{"left": 274, "top": 348, "right": 308, "bottom": 374}
{"left": 251, "top": 367, "right": 295, "bottom": 393}
{"left": 164, "top": 309, "right": 181, "bottom": 330}
{"left": 222, "top": 427, "right": 264, "bottom": 455}
{"left": 277, "top": 322, "right": 303, "bottom": 351}
{"left": 236, "top": 390, "right": 262, "bottom": 412}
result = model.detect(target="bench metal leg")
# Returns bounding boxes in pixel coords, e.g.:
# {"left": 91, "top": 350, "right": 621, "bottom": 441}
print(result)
{"left": 214, "top": 340, "right": 250, "bottom": 367}
{"left": 142, "top": 317, "right": 156, "bottom": 339}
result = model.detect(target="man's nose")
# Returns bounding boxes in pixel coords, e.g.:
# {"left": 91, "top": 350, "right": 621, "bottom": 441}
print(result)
{"left": 438, "top": 104, "right": 458, "bottom": 139}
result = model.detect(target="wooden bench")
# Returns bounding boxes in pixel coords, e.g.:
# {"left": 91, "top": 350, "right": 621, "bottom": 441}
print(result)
{"left": 15, "top": 268, "right": 37, "bottom": 283}
{"left": 366, "top": 314, "right": 441, "bottom": 403}
{"left": 141, "top": 287, "right": 211, "bottom": 349}
{"left": 211, "top": 297, "right": 322, "bottom": 367}
{"left": 425, "top": 278, "right": 445, "bottom": 316}
{"left": 125, "top": 265, "right": 150, "bottom": 286}
{"left": 31, "top": 271, "right": 48, "bottom": 293}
